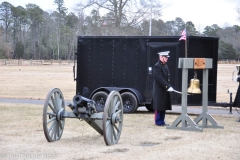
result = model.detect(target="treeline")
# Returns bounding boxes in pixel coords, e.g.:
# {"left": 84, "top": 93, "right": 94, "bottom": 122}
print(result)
{"left": 0, "top": 0, "right": 240, "bottom": 60}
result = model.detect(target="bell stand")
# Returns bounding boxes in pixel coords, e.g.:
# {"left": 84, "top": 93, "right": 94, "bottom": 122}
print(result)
{"left": 167, "top": 58, "right": 223, "bottom": 132}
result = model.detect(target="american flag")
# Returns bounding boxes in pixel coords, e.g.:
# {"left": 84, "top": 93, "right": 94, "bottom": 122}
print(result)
{"left": 179, "top": 28, "right": 186, "bottom": 41}
{"left": 102, "top": 21, "right": 107, "bottom": 26}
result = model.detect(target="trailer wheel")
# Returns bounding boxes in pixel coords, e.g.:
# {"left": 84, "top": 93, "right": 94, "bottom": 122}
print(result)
{"left": 121, "top": 92, "right": 138, "bottom": 113}
{"left": 92, "top": 91, "right": 108, "bottom": 112}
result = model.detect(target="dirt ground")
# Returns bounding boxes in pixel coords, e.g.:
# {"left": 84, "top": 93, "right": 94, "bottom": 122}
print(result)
{"left": 0, "top": 63, "right": 240, "bottom": 160}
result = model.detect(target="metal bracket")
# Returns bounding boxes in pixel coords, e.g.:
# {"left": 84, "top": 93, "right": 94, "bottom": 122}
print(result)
{"left": 194, "top": 112, "right": 224, "bottom": 128}
{"left": 167, "top": 112, "right": 203, "bottom": 131}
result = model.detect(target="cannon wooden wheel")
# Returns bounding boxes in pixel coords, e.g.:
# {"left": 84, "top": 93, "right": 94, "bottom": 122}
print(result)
{"left": 103, "top": 91, "right": 123, "bottom": 145}
{"left": 43, "top": 88, "right": 65, "bottom": 142}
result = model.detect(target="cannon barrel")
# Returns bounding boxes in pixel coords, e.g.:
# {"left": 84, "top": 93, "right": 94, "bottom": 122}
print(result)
{"left": 72, "top": 94, "right": 97, "bottom": 115}
{"left": 73, "top": 94, "right": 91, "bottom": 106}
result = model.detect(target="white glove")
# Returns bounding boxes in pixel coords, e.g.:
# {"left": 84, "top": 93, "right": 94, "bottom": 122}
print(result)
{"left": 167, "top": 87, "right": 174, "bottom": 92}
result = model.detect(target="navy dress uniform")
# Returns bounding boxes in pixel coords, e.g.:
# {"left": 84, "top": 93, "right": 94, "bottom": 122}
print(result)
{"left": 233, "top": 76, "right": 240, "bottom": 122}
{"left": 233, "top": 76, "right": 240, "bottom": 107}
{"left": 152, "top": 51, "right": 174, "bottom": 126}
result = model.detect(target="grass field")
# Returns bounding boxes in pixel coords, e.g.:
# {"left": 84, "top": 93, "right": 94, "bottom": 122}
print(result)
{"left": 0, "top": 103, "right": 239, "bottom": 160}
{"left": 0, "top": 64, "right": 238, "bottom": 102}
{"left": 0, "top": 64, "right": 240, "bottom": 160}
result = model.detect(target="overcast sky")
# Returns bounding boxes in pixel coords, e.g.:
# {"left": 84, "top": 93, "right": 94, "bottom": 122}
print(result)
{"left": 3, "top": 0, "right": 240, "bottom": 30}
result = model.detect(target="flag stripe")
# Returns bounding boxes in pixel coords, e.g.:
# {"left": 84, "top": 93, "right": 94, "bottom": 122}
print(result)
{"left": 179, "top": 28, "right": 186, "bottom": 41}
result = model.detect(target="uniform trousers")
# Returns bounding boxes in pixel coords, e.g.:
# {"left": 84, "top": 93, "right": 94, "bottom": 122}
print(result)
{"left": 154, "top": 110, "right": 166, "bottom": 125}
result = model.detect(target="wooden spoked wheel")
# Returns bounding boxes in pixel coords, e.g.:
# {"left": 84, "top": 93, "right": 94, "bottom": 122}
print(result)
{"left": 103, "top": 91, "right": 123, "bottom": 145}
{"left": 43, "top": 88, "right": 65, "bottom": 142}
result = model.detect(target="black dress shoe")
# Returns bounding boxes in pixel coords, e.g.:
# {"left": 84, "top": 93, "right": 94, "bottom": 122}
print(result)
{"left": 160, "top": 124, "right": 169, "bottom": 126}
{"left": 156, "top": 124, "right": 169, "bottom": 126}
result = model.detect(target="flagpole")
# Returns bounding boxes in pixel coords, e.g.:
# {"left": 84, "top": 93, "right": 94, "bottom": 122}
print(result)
{"left": 179, "top": 27, "right": 187, "bottom": 57}
{"left": 185, "top": 25, "right": 187, "bottom": 58}
{"left": 185, "top": 36, "right": 187, "bottom": 57}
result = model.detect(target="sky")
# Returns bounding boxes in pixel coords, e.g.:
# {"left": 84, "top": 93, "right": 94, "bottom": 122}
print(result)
{"left": 3, "top": 0, "right": 240, "bottom": 30}
{"left": 160, "top": 0, "right": 240, "bottom": 29}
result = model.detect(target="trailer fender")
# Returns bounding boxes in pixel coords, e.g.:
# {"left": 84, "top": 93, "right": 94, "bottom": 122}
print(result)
{"left": 119, "top": 88, "right": 144, "bottom": 105}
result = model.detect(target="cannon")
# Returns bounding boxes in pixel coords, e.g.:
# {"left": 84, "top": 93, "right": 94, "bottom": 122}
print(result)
{"left": 42, "top": 88, "right": 123, "bottom": 145}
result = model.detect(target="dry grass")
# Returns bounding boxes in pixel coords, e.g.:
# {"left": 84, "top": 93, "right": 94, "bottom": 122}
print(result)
{"left": 216, "top": 64, "right": 238, "bottom": 102}
{"left": 0, "top": 103, "right": 239, "bottom": 160}
{"left": 0, "top": 64, "right": 238, "bottom": 102}
{"left": 0, "top": 65, "right": 75, "bottom": 100}
{"left": 0, "top": 64, "right": 240, "bottom": 160}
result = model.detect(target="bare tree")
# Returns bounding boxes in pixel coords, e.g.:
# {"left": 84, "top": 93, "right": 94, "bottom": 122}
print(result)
{"left": 237, "top": 5, "right": 240, "bottom": 21}
{"left": 26, "top": 3, "right": 44, "bottom": 59}
{"left": 53, "top": 0, "right": 68, "bottom": 60}
{"left": 0, "top": 2, "right": 13, "bottom": 42}
{"left": 77, "top": 0, "right": 162, "bottom": 30}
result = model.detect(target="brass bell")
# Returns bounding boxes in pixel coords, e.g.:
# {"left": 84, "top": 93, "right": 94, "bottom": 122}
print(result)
{"left": 187, "top": 71, "right": 201, "bottom": 94}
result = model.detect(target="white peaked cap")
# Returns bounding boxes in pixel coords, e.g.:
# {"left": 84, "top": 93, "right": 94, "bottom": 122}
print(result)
{"left": 158, "top": 51, "right": 170, "bottom": 57}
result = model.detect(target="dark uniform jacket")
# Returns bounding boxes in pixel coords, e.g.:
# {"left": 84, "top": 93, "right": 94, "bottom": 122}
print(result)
{"left": 152, "top": 60, "right": 172, "bottom": 111}
{"left": 233, "top": 77, "right": 240, "bottom": 107}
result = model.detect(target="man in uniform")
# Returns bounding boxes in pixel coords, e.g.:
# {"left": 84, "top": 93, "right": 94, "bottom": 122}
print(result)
{"left": 152, "top": 51, "right": 174, "bottom": 126}
{"left": 233, "top": 66, "right": 240, "bottom": 122}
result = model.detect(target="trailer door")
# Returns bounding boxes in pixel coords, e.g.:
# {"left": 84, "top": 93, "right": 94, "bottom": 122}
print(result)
{"left": 146, "top": 42, "right": 180, "bottom": 104}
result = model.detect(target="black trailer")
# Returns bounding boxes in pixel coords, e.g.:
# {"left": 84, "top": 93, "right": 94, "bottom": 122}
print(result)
{"left": 75, "top": 36, "right": 218, "bottom": 113}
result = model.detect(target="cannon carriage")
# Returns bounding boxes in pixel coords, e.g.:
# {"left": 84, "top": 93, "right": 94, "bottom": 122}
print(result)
{"left": 42, "top": 88, "right": 123, "bottom": 146}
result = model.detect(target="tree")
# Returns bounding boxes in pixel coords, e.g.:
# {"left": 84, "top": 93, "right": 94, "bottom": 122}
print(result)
{"left": 11, "top": 6, "right": 27, "bottom": 49}
{"left": 78, "top": 0, "right": 162, "bottom": 30}
{"left": 175, "top": 17, "right": 185, "bottom": 34}
{"left": 233, "top": 25, "right": 240, "bottom": 32}
{"left": 53, "top": 0, "right": 68, "bottom": 60}
{"left": 14, "top": 41, "right": 24, "bottom": 58}
{"left": 14, "top": 6, "right": 28, "bottom": 59}
{"left": 26, "top": 3, "right": 44, "bottom": 59}
{"left": 0, "top": 28, "right": 13, "bottom": 58}
{"left": 0, "top": 0, "right": 239, "bottom": 60}
{"left": 203, "top": 24, "right": 220, "bottom": 37}
{"left": 185, "top": 21, "right": 198, "bottom": 36}
{"left": 237, "top": 5, "right": 240, "bottom": 21}
{"left": 218, "top": 40, "right": 236, "bottom": 60}
{"left": 0, "top": 28, "right": 6, "bottom": 58}
{"left": 54, "top": 0, "right": 67, "bottom": 16}
{"left": 0, "top": 2, "right": 13, "bottom": 42}
{"left": 140, "top": 19, "right": 150, "bottom": 35}
{"left": 65, "top": 12, "right": 78, "bottom": 28}
{"left": 151, "top": 19, "right": 165, "bottom": 36}
{"left": 65, "top": 12, "right": 78, "bottom": 59}
{"left": 217, "top": 26, "right": 240, "bottom": 60}
{"left": 165, "top": 20, "right": 177, "bottom": 36}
